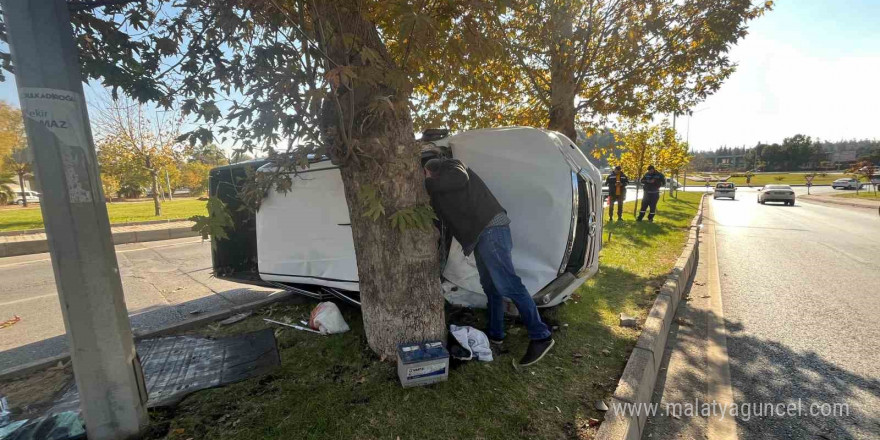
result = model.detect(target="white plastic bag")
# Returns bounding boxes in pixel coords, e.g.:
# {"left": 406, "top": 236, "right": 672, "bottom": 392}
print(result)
{"left": 309, "top": 302, "right": 350, "bottom": 334}
{"left": 449, "top": 325, "right": 493, "bottom": 362}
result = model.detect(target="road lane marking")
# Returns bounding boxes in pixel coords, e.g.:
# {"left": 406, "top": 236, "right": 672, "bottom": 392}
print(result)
{"left": 0, "top": 293, "right": 57, "bottom": 307}
{"left": 706, "top": 205, "right": 738, "bottom": 440}
{"left": 0, "top": 239, "right": 203, "bottom": 268}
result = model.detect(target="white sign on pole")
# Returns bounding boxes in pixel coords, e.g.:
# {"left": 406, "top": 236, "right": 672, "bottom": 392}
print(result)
{"left": 19, "top": 87, "right": 94, "bottom": 203}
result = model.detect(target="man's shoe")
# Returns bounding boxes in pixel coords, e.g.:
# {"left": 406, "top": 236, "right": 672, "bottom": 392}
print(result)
{"left": 648, "top": 218, "right": 654, "bottom": 223}
{"left": 518, "top": 337, "right": 555, "bottom": 367}
{"left": 617, "top": 216, "right": 623, "bottom": 221}
{"left": 636, "top": 217, "right": 643, "bottom": 222}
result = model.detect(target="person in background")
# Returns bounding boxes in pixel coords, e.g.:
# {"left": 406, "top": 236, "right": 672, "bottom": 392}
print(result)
{"left": 424, "top": 157, "right": 554, "bottom": 367}
{"left": 638, "top": 165, "right": 666, "bottom": 222}
{"left": 605, "top": 166, "right": 629, "bottom": 221}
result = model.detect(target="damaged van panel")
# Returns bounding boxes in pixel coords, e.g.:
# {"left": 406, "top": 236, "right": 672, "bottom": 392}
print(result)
{"left": 213, "top": 127, "right": 603, "bottom": 309}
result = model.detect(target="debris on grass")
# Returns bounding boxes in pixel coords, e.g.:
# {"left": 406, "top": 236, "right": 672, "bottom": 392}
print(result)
{"left": 595, "top": 400, "right": 609, "bottom": 412}
{"left": 264, "top": 318, "right": 321, "bottom": 334}
{"left": 619, "top": 314, "right": 638, "bottom": 328}
{"left": 219, "top": 311, "right": 252, "bottom": 326}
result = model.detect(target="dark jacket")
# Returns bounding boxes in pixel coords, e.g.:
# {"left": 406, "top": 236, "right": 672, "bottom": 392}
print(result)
{"left": 640, "top": 170, "right": 666, "bottom": 193}
{"left": 425, "top": 159, "right": 505, "bottom": 255}
{"left": 605, "top": 172, "right": 630, "bottom": 196}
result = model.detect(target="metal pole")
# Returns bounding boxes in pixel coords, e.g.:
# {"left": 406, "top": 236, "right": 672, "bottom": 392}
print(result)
{"left": 2, "top": 1, "right": 148, "bottom": 439}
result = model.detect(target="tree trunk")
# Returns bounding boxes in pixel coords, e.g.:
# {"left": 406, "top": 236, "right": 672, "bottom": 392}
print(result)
{"left": 633, "top": 184, "right": 640, "bottom": 217}
{"left": 17, "top": 172, "right": 27, "bottom": 207}
{"left": 165, "top": 169, "right": 173, "bottom": 201}
{"left": 150, "top": 169, "right": 161, "bottom": 216}
{"left": 547, "top": 8, "right": 577, "bottom": 141}
{"left": 315, "top": 1, "right": 445, "bottom": 358}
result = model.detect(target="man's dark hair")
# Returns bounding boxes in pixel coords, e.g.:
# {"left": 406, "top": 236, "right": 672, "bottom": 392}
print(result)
{"left": 614, "top": 166, "right": 622, "bottom": 171}
{"left": 424, "top": 158, "right": 444, "bottom": 174}
{"left": 647, "top": 165, "right": 656, "bottom": 171}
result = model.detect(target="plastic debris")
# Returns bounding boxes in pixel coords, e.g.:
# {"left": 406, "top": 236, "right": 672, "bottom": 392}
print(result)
{"left": 449, "top": 325, "right": 493, "bottom": 362}
{"left": 0, "top": 316, "right": 20, "bottom": 330}
{"left": 309, "top": 302, "right": 350, "bottom": 334}
{"left": 263, "top": 318, "right": 321, "bottom": 334}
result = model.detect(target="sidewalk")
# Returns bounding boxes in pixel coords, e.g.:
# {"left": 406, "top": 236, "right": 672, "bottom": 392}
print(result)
{"left": 0, "top": 220, "right": 198, "bottom": 257}
{"left": 800, "top": 193, "right": 880, "bottom": 210}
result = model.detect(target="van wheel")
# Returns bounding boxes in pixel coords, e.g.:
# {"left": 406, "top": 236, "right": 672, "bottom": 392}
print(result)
{"left": 16, "top": 200, "right": 24, "bottom": 205}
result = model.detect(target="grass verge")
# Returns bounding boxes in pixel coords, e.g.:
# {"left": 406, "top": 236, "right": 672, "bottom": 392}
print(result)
{"left": 0, "top": 199, "right": 207, "bottom": 232}
{"left": 833, "top": 190, "right": 880, "bottom": 201}
{"left": 683, "top": 172, "right": 846, "bottom": 187}
{"left": 0, "top": 193, "right": 703, "bottom": 439}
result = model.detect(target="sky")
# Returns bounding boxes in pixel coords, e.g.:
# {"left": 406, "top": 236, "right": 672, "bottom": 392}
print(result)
{"left": 674, "top": 0, "right": 880, "bottom": 151}
{"left": 1, "top": 0, "right": 878, "bottom": 153}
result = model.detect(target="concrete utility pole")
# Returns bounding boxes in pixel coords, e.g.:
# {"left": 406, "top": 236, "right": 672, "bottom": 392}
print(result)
{"left": 2, "top": 1, "right": 149, "bottom": 439}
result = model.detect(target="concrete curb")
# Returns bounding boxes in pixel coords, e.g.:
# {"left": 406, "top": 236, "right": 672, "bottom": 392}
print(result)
{"left": 0, "top": 226, "right": 199, "bottom": 258}
{"left": 595, "top": 194, "right": 706, "bottom": 440}
{"left": 0, "top": 290, "right": 299, "bottom": 382}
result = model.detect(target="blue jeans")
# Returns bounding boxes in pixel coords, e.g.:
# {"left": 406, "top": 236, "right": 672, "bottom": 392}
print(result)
{"left": 473, "top": 226, "right": 551, "bottom": 341}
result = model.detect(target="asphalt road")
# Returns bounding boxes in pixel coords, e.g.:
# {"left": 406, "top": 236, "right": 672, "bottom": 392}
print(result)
{"left": 0, "top": 237, "right": 278, "bottom": 371}
{"left": 713, "top": 188, "right": 880, "bottom": 439}
{"left": 648, "top": 187, "right": 879, "bottom": 439}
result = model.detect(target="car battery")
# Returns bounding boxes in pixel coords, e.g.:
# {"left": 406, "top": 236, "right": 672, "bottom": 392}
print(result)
{"left": 397, "top": 341, "right": 449, "bottom": 387}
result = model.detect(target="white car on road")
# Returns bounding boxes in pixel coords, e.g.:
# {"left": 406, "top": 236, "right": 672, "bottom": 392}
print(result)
{"left": 831, "top": 178, "right": 861, "bottom": 190}
{"left": 758, "top": 185, "right": 796, "bottom": 206}
{"left": 11, "top": 190, "right": 40, "bottom": 205}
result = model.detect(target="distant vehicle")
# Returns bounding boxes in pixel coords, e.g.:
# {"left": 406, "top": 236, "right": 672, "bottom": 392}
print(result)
{"left": 758, "top": 185, "right": 795, "bottom": 206}
{"left": 870, "top": 175, "right": 880, "bottom": 185}
{"left": 714, "top": 182, "right": 736, "bottom": 200}
{"left": 12, "top": 191, "right": 40, "bottom": 205}
{"left": 831, "top": 178, "right": 861, "bottom": 190}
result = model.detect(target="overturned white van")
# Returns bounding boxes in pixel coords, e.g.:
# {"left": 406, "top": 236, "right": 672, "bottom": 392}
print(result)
{"left": 210, "top": 127, "right": 603, "bottom": 309}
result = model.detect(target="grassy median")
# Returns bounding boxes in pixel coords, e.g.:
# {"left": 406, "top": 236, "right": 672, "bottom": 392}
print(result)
{"left": 129, "top": 192, "right": 702, "bottom": 440}
{"left": 0, "top": 199, "right": 207, "bottom": 231}
{"left": 683, "top": 172, "right": 846, "bottom": 187}
{"left": 833, "top": 190, "right": 880, "bottom": 201}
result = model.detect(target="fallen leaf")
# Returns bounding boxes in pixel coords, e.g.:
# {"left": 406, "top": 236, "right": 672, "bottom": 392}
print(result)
{"left": 601, "top": 349, "right": 611, "bottom": 356}
{"left": 172, "top": 428, "right": 185, "bottom": 434}
{"left": 588, "top": 418, "right": 601, "bottom": 427}
{"left": 556, "top": 406, "right": 561, "bottom": 413}
{"left": 701, "top": 295, "right": 711, "bottom": 298}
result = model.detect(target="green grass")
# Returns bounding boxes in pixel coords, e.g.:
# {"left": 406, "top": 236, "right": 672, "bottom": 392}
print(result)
{"left": 0, "top": 199, "right": 207, "bottom": 231}
{"left": 833, "top": 190, "right": 880, "bottom": 201}
{"left": 683, "top": 172, "right": 846, "bottom": 187}
{"left": 129, "top": 192, "right": 704, "bottom": 440}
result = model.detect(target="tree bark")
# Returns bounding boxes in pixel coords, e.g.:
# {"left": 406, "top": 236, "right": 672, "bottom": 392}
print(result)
{"left": 17, "top": 172, "right": 27, "bottom": 207}
{"left": 149, "top": 169, "right": 161, "bottom": 216}
{"left": 547, "top": 6, "right": 577, "bottom": 141}
{"left": 314, "top": 1, "right": 445, "bottom": 358}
